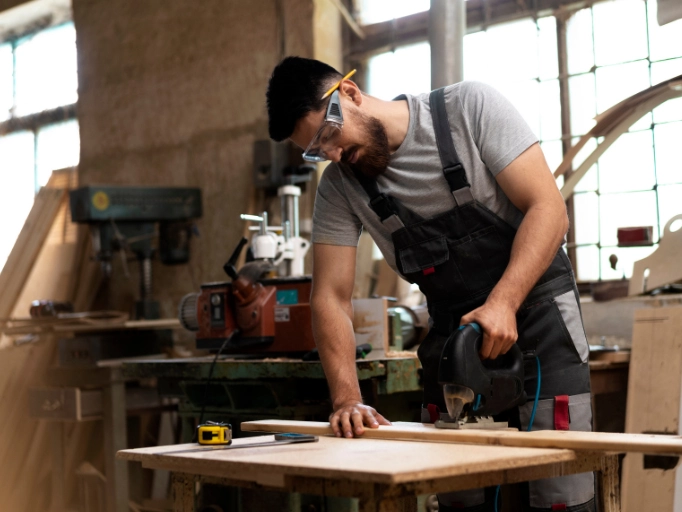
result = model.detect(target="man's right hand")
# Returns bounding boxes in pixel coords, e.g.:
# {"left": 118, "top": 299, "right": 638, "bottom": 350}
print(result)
{"left": 329, "top": 401, "right": 391, "bottom": 438}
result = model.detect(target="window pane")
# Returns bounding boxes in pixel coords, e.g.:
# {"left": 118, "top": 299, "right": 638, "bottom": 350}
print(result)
{"left": 599, "top": 130, "right": 655, "bottom": 193}
{"left": 569, "top": 73, "right": 596, "bottom": 136}
{"left": 14, "top": 23, "right": 78, "bottom": 116}
{"left": 595, "top": 60, "right": 650, "bottom": 115}
{"left": 648, "top": 0, "right": 682, "bottom": 62}
{"left": 600, "top": 191, "right": 658, "bottom": 246}
{"left": 0, "top": 43, "right": 12, "bottom": 122}
{"left": 567, "top": 8, "right": 594, "bottom": 75}
{"left": 464, "top": 31, "right": 489, "bottom": 81}
{"left": 538, "top": 16, "right": 558, "bottom": 80}
{"left": 593, "top": 0, "right": 648, "bottom": 67}
{"left": 573, "top": 192, "right": 600, "bottom": 244}
{"left": 600, "top": 245, "right": 657, "bottom": 279}
{"left": 540, "top": 79, "right": 561, "bottom": 140}
{"left": 358, "top": 0, "right": 429, "bottom": 25}
{"left": 367, "top": 42, "right": 430, "bottom": 100}
{"left": 651, "top": 59, "right": 682, "bottom": 124}
{"left": 657, "top": 184, "right": 682, "bottom": 238}
{"left": 486, "top": 19, "right": 539, "bottom": 82}
{"left": 654, "top": 122, "right": 682, "bottom": 185}
{"left": 0, "top": 131, "right": 35, "bottom": 271}
{"left": 36, "top": 120, "right": 80, "bottom": 187}
{"left": 576, "top": 245, "right": 600, "bottom": 281}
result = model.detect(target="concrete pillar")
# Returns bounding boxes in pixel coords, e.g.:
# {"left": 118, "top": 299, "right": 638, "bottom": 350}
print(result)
{"left": 429, "top": 0, "right": 466, "bottom": 89}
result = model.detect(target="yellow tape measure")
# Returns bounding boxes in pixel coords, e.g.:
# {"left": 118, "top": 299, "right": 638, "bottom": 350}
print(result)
{"left": 197, "top": 422, "right": 232, "bottom": 445}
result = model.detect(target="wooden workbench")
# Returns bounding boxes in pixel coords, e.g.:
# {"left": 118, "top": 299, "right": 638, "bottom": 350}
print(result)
{"left": 118, "top": 434, "right": 620, "bottom": 512}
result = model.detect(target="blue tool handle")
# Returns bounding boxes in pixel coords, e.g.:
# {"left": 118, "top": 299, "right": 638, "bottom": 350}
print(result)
{"left": 458, "top": 322, "right": 481, "bottom": 334}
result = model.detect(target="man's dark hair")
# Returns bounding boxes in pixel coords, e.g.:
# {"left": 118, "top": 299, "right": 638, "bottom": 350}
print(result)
{"left": 266, "top": 57, "right": 343, "bottom": 142}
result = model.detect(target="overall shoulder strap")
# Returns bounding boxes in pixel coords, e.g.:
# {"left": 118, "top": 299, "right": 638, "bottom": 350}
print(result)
{"left": 429, "top": 88, "right": 474, "bottom": 206}
{"left": 351, "top": 168, "right": 405, "bottom": 233}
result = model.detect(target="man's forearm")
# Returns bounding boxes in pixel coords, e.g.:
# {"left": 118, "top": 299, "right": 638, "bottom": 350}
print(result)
{"left": 311, "top": 296, "right": 362, "bottom": 408}
{"left": 488, "top": 202, "right": 568, "bottom": 311}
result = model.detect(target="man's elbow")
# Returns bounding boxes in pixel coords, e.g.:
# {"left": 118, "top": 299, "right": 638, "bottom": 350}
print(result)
{"left": 311, "top": 288, "right": 352, "bottom": 321}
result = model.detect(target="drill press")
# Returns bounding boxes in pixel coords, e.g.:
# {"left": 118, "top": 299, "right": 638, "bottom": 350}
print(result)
{"left": 70, "top": 185, "right": 202, "bottom": 320}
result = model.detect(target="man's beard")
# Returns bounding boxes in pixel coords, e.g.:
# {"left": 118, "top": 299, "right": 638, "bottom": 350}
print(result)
{"left": 345, "top": 112, "right": 390, "bottom": 178}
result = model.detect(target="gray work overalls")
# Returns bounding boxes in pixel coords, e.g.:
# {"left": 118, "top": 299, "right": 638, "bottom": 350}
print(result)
{"left": 352, "top": 88, "right": 595, "bottom": 512}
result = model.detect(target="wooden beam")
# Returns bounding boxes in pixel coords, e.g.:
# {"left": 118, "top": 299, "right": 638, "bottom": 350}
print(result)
{"left": 0, "top": 187, "right": 65, "bottom": 319}
{"left": 242, "top": 419, "right": 682, "bottom": 456}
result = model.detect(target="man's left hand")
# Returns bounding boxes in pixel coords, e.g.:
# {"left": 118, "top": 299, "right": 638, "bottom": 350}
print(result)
{"left": 460, "top": 300, "right": 518, "bottom": 360}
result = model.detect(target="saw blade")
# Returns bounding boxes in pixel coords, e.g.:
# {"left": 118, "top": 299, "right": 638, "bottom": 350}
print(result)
{"left": 443, "top": 384, "right": 475, "bottom": 420}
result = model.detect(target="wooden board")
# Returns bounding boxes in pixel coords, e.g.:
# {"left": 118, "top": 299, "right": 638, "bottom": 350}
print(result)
{"left": 118, "top": 434, "right": 578, "bottom": 486}
{"left": 0, "top": 187, "right": 65, "bottom": 320}
{"left": 352, "top": 297, "right": 389, "bottom": 355}
{"left": 241, "top": 419, "right": 682, "bottom": 456}
{"left": 622, "top": 306, "right": 682, "bottom": 512}
{"left": 629, "top": 214, "right": 682, "bottom": 295}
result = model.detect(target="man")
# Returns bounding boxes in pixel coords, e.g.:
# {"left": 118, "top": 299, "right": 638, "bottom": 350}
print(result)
{"left": 266, "top": 56, "right": 594, "bottom": 512}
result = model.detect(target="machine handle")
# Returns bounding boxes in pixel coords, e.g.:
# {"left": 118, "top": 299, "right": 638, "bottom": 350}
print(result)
{"left": 223, "top": 237, "right": 248, "bottom": 280}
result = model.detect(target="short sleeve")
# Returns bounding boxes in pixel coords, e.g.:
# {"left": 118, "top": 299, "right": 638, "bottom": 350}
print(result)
{"left": 456, "top": 81, "right": 539, "bottom": 176}
{"left": 312, "top": 164, "right": 363, "bottom": 246}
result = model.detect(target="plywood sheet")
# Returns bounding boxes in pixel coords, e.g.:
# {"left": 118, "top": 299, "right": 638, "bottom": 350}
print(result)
{"left": 118, "top": 434, "right": 577, "bottom": 486}
{"left": 622, "top": 306, "right": 682, "bottom": 512}
{"left": 241, "top": 419, "right": 682, "bottom": 456}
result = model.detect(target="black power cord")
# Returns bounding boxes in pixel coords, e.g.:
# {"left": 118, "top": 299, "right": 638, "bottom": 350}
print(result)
{"left": 193, "top": 330, "right": 239, "bottom": 442}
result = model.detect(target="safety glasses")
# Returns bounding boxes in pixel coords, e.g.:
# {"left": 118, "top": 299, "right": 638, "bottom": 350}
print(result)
{"left": 302, "top": 89, "right": 344, "bottom": 163}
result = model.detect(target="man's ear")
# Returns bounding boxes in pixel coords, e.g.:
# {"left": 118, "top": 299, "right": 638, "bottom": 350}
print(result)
{"left": 339, "top": 80, "right": 363, "bottom": 106}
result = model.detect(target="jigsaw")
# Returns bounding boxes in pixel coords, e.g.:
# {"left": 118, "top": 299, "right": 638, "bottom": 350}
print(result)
{"left": 436, "top": 323, "right": 527, "bottom": 430}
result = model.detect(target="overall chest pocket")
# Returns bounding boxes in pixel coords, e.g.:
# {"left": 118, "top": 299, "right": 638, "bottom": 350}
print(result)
{"left": 399, "top": 236, "right": 449, "bottom": 274}
{"left": 397, "top": 236, "right": 465, "bottom": 303}
{"left": 449, "top": 226, "right": 510, "bottom": 297}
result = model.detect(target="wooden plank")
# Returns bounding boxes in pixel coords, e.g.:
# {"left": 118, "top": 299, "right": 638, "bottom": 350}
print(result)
{"left": 622, "top": 306, "right": 682, "bottom": 512}
{"left": 0, "top": 187, "right": 65, "bottom": 319}
{"left": 118, "top": 435, "right": 579, "bottom": 486}
{"left": 352, "top": 297, "right": 389, "bottom": 355}
{"left": 629, "top": 214, "right": 682, "bottom": 295}
{"left": 241, "top": 419, "right": 682, "bottom": 456}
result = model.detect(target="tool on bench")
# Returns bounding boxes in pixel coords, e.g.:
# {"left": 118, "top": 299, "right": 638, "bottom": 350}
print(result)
{"left": 178, "top": 432, "right": 317, "bottom": 454}
{"left": 197, "top": 422, "right": 233, "bottom": 445}
{"left": 179, "top": 237, "right": 316, "bottom": 354}
{"left": 435, "top": 323, "right": 527, "bottom": 430}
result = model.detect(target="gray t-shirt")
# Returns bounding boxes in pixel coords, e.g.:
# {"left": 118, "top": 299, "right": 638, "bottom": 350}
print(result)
{"left": 311, "top": 81, "right": 539, "bottom": 275}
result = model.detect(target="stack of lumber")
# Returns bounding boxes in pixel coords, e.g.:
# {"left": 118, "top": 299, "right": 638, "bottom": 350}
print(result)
{"left": 0, "top": 168, "right": 104, "bottom": 511}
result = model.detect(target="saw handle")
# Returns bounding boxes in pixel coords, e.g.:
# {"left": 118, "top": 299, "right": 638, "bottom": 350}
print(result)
{"left": 458, "top": 322, "right": 481, "bottom": 334}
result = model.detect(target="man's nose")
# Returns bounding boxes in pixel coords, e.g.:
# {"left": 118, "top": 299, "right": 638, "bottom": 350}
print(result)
{"left": 327, "top": 146, "right": 343, "bottom": 163}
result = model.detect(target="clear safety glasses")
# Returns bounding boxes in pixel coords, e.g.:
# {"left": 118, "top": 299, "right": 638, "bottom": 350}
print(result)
{"left": 302, "top": 89, "right": 344, "bottom": 163}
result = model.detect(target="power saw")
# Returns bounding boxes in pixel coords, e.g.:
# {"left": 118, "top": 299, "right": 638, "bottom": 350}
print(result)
{"left": 436, "top": 323, "right": 526, "bottom": 430}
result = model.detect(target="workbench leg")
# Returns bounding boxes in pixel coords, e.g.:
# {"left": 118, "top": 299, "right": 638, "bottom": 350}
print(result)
{"left": 359, "top": 496, "right": 417, "bottom": 512}
{"left": 49, "top": 422, "right": 66, "bottom": 512}
{"left": 103, "top": 380, "right": 129, "bottom": 512}
{"left": 597, "top": 455, "right": 621, "bottom": 512}
{"left": 172, "top": 473, "right": 195, "bottom": 512}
